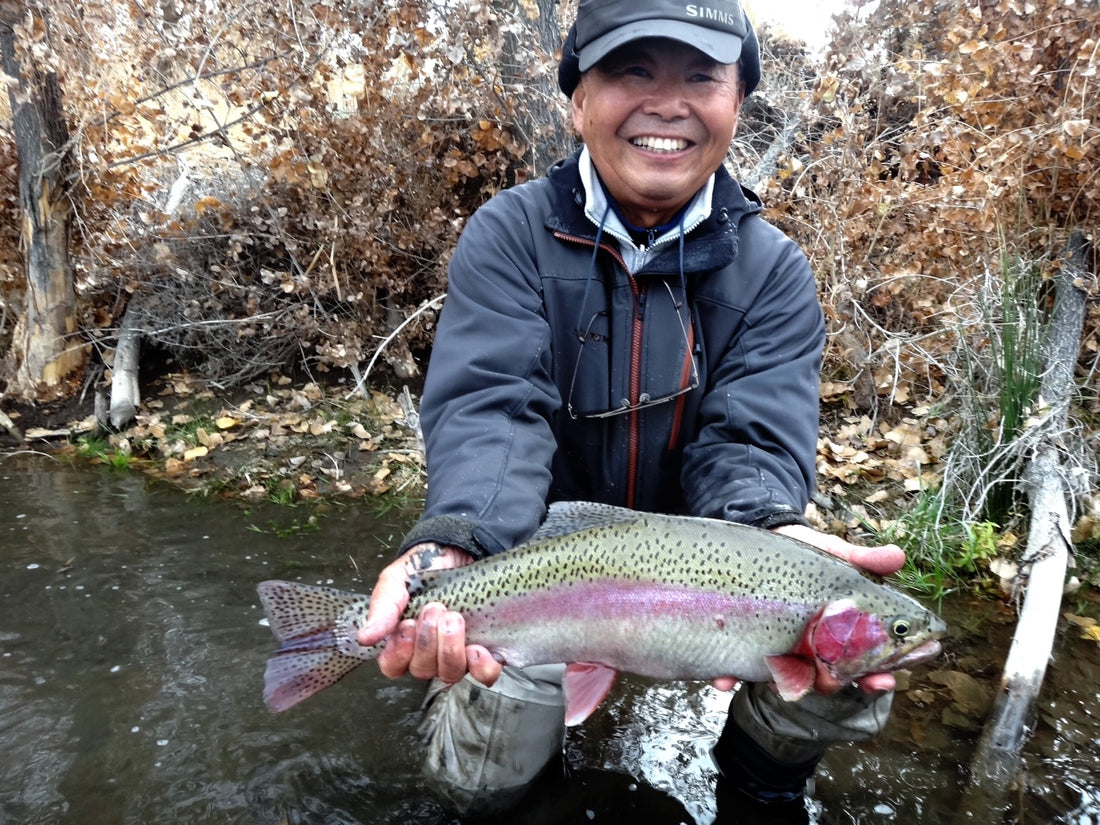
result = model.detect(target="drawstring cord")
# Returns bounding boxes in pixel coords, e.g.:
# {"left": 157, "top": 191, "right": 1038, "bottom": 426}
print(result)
{"left": 576, "top": 204, "right": 693, "bottom": 354}
{"left": 575, "top": 201, "right": 612, "bottom": 342}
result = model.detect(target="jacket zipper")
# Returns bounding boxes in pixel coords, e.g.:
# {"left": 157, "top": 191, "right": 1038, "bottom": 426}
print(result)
{"left": 555, "top": 230, "right": 645, "bottom": 507}
{"left": 626, "top": 277, "right": 644, "bottom": 509}
{"left": 555, "top": 230, "right": 680, "bottom": 510}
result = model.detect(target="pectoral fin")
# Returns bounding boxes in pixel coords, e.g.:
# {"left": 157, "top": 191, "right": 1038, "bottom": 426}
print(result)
{"left": 764, "top": 654, "right": 816, "bottom": 702}
{"left": 562, "top": 662, "right": 619, "bottom": 726}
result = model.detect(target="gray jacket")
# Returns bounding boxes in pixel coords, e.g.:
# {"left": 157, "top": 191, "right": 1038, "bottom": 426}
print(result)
{"left": 402, "top": 153, "right": 825, "bottom": 558}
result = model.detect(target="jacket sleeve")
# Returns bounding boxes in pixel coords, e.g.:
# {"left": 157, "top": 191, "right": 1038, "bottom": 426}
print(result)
{"left": 400, "top": 190, "right": 560, "bottom": 559}
{"left": 682, "top": 218, "right": 824, "bottom": 528}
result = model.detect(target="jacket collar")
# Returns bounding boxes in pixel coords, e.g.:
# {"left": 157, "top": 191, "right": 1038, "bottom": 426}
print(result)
{"left": 545, "top": 150, "right": 762, "bottom": 275}
{"left": 578, "top": 147, "right": 712, "bottom": 246}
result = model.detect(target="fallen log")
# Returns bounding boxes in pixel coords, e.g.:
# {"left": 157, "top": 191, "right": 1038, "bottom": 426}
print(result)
{"left": 957, "top": 230, "right": 1090, "bottom": 819}
{"left": 109, "top": 302, "right": 142, "bottom": 429}
{"left": 0, "top": 408, "right": 24, "bottom": 441}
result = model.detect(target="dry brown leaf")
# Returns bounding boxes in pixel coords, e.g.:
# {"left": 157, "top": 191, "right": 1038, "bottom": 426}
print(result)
{"left": 1063, "top": 119, "right": 1091, "bottom": 139}
{"left": 1064, "top": 613, "right": 1097, "bottom": 629}
{"left": 883, "top": 422, "right": 923, "bottom": 447}
{"left": 1082, "top": 626, "right": 1100, "bottom": 643}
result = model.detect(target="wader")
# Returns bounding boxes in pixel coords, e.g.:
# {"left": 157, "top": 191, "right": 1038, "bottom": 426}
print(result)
{"left": 417, "top": 664, "right": 892, "bottom": 816}
{"left": 417, "top": 665, "right": 567, "bottom": 815}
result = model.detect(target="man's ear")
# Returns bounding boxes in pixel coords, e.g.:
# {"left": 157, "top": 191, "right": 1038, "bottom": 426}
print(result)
{"left": 571, "top": 79, "right": 587, "bottom": 137}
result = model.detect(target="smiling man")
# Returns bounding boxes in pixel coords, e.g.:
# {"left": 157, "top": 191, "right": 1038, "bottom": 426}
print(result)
{"left": 355, "top": 0, "right": 905, "bottom": 820}
{"left": 570, "top": 36, "right": 743, "bottom": 229}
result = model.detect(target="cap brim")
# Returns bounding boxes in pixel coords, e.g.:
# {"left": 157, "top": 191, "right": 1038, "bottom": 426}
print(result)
{"left": 577, "top": 20, "right": 744, "bottom": 72}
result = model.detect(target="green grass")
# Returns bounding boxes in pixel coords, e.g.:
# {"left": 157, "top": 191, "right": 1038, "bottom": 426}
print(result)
{"left": 247, "top": 513, "right": 322, "bottom": 538}
{"left": 876, "top": 488, "right": 1001, "bottom": 603}
{"left": 163, "top": 414, "right": 218, "bottom": 447}
{"left": 886, "top": 234, "right": 1055, "bottom": 602}
{"left": 919, "top": 233, "right": 1051, "bottom": 536}
{"left": 74, "top": 434, "right": 135, "bottom": 471}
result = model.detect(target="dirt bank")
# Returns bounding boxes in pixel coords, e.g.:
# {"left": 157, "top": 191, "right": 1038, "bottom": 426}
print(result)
{"left": 1, "top": 373, "right": 426, "bottom": 505}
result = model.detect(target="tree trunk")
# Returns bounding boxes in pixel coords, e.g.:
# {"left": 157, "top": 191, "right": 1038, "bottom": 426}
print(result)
{"left": 1, "top": 0, "right": 82, "bottom": 398}
{"left": 494, "top": 0, "right": 576, "bottom": 177}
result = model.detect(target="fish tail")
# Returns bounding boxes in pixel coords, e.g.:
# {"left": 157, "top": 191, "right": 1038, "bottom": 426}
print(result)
{"left": 257, "top": 580, "right": 378, "bottom": 712}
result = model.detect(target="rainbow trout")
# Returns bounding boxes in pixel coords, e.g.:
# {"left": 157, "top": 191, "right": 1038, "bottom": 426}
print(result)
{"left": 257, "top": 502, "right": 945, "bottom": 723}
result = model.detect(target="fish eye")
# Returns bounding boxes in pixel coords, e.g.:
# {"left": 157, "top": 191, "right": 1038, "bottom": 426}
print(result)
{"left": 890, "top": 618, "right": 912, "bottom": 638}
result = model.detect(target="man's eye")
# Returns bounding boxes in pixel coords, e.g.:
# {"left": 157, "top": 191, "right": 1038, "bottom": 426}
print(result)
{"left": 598, "top": 63, "right": 649, "bottom": 79}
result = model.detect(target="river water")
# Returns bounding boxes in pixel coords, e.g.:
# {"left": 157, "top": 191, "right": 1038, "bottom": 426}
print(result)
{"left": 1, "top": 454, "right": 1098, "bottom": 824}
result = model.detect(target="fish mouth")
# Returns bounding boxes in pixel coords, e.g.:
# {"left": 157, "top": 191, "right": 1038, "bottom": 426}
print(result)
{"left": 886, "top": 638, "right": 943, "bottom": 670}
{"left": 827, "top": 637, "right": 944, "bottom": 687}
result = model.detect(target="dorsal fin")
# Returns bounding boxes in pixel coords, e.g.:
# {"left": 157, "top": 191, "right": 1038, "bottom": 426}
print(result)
{"left": 532, "top": 501, "right": 645, "bottom": 541}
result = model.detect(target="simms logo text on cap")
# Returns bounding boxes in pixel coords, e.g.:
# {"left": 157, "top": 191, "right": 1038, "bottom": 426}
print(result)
{"left": 686, "top": 4, "right": 744, "bottom": 27}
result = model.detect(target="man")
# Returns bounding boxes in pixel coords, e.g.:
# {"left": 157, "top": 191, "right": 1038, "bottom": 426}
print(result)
{"left": 358, "top": 0, "right": 905, "bottom": 818}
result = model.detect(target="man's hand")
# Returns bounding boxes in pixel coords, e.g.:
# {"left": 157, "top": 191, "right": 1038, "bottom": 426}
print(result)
{"left": 774, "top": 523, "right": 906, "bottom": 694}
{"left": 774, "top": 523, "right": 905, "bottom": 577}
{"left": 356, "top": 542, "right": 503, "bottom": 687}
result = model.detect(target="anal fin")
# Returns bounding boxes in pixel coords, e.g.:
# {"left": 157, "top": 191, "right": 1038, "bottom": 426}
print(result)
{"left": 563, "top": 662, "right": 619, "bottom": 726}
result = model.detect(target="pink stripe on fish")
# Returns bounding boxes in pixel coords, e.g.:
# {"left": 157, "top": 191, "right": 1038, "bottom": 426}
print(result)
{"left": 479, "top": 577, "right": 808, "bottom": 623}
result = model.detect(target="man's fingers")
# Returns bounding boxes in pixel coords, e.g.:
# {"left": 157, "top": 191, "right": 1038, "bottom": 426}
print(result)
{"left": 848, "top": 544, "right": 906, "bottom": 577}
{"left": 467, "top": 644, "right": 503, "bottom": 686}
{"left": 857, "top": 672, "right": 896, "bottom": 693}
{"left": 436, "top": 611, "right": 468, "bottom": 683}
{"left": 774, "top": 524, "right": 906, "bottom": 577}
{"left": 376, "top": 619, "right": 415, "bottom": 678}
{"left": 819, "top": 539, "right": 905, "bottom": 577}
{"left": 360, "top": 544, "right": 475, "bottom": 649}
{"left": 408, "top": 603, "right": 445, "bottom": 680}
{"left": 359, "top": 544, "right": 479, "bottom": 681}
{"left": 358, "top": 560, "right": 412, "bottom": 646}
{"left": 711, "top": 676, "right": 741, "bottom": 692}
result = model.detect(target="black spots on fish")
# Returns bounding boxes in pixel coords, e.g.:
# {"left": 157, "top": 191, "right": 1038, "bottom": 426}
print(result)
{"left": 696, "top": 530, "right": 712, "bottom": 550}
{"left": 714, "top": 615, "right": 726, "bottom": 631}
{"left": 258, "top": 581, "right": 368, "bottom": 643}
{"left": 264, "top": 647, "right": 362, "bottom": 710}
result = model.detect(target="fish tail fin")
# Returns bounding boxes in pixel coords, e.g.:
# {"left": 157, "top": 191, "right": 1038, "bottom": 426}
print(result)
{"left": 263, "top": 644, "right": 365, "bottom": 712}
{"left": 256, "top": 580, "right": 378, "bottom": 712}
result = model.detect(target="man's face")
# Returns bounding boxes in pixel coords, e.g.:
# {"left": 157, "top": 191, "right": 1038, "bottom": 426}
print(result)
{"left": 572, "top": 38, "right": 743, "bottom": 229}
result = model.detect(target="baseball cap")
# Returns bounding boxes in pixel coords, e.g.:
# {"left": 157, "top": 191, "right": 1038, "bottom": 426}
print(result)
{"left": 558, "top": 0, "right": 760, "bottom": 97}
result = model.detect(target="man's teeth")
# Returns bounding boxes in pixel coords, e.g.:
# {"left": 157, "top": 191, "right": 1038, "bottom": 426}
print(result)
{"left": 631, "top": 136, "right": 688, "bottom": 152}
